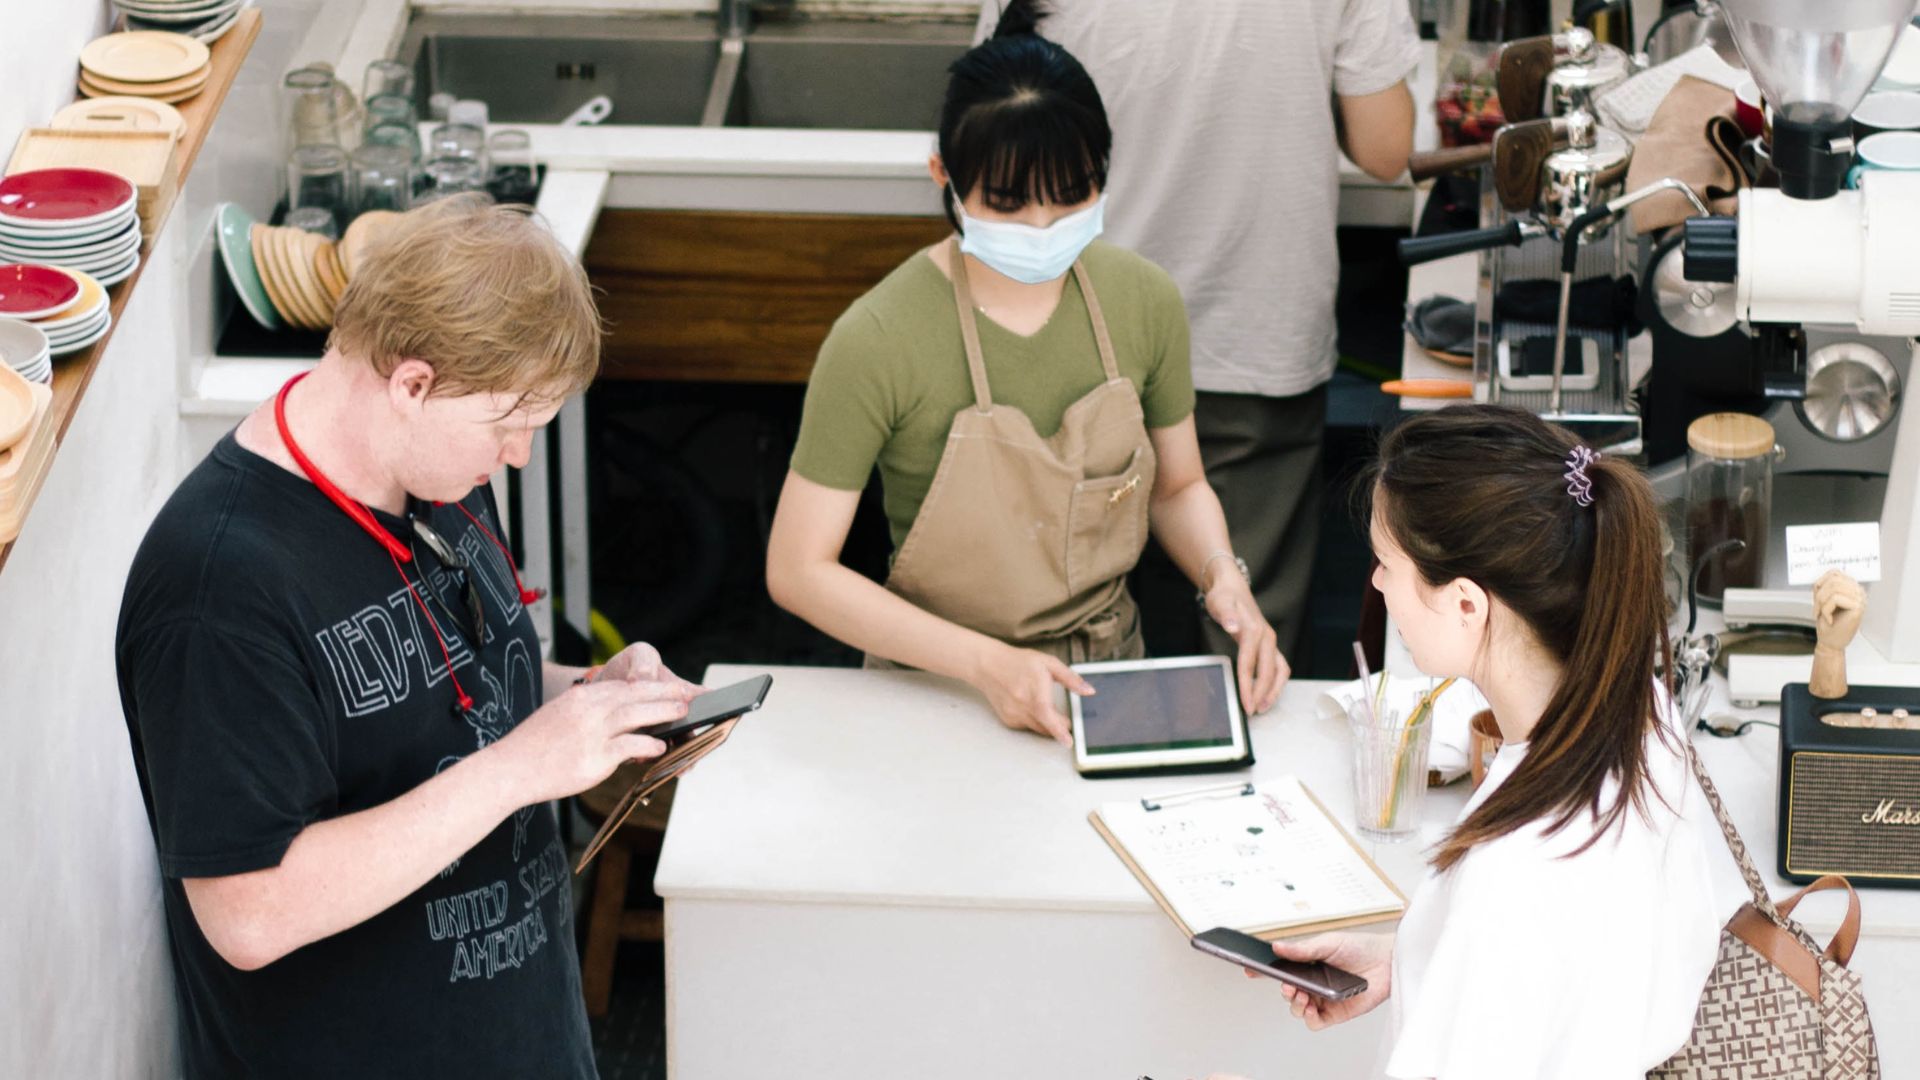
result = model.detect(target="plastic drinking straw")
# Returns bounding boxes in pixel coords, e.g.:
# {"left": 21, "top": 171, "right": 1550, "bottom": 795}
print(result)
{"left": 1381, "top": 677, "right": 1457, "bottom": 829}
{"left": 1352, "top": 642, "right": 1380, "bottom": 726}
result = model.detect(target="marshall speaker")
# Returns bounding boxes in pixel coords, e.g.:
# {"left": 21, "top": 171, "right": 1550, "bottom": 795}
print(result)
{"left": 1778, "top": 682, "right": 1920, "bottom": 888}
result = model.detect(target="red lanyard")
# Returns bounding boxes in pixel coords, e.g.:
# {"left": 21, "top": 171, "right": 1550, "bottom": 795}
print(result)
{"left": 273, "top": 372, "right": 541, "bottom": 714}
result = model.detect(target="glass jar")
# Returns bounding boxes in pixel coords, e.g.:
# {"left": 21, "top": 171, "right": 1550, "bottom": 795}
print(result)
{"left": 1685, "top": 412, "right": 1780, "bottom": 604}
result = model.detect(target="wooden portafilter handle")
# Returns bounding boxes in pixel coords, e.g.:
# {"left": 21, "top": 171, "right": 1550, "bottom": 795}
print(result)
{"left": 1405, "top": 117, "right": 1564, "bottom": 215}
{"left": 1809, "top": 569, "right": 1866, "bottom": 700}
{"left": 1408, "top": 142, "right": 1496, "bottom": 181}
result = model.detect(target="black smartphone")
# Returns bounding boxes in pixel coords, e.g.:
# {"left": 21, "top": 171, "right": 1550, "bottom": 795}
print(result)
{"left": 1190, "top": 926, "right": 1369, "bottom": 1002}
{"left": 645, "top": 674, "right": 773, "bottom": 744}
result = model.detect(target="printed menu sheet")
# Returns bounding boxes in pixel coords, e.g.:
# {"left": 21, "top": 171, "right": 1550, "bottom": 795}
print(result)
{"left": 1091, "top": 776, "right": 1405, "bottom": 937}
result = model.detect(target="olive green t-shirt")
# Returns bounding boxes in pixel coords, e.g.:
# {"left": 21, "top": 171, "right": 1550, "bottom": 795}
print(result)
{"left": 791, "top": 241, "right": 1196, "bottom": 550}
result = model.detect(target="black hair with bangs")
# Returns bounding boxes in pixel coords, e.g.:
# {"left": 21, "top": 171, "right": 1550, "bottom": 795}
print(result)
{"left": 938, "top": 0, "right": 1111, "bottom": 232}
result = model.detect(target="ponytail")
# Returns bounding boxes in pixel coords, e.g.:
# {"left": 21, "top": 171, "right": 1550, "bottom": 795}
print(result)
{"left": 991, "top": 0, "right": 1049, "bottom": 39}
{"left": 1362, "top": 406, "right": 1676, "bottom": 874}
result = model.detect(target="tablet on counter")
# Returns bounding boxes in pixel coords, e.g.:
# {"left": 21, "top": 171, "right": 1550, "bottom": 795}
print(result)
{"left": 1069, "top": 655, "right": 1252, "bottom": 778}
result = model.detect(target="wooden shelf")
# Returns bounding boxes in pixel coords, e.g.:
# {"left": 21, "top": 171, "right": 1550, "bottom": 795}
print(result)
{"left": 0, "top": 8, "right": 262, "bottom": 574}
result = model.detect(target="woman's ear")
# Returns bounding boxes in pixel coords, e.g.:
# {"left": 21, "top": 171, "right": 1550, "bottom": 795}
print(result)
{"left": 927, "top": 154, "right": 950, "bottom": 188}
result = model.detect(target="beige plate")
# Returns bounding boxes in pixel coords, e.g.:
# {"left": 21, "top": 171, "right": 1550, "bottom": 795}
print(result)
{"left": 78, "top": 77, "right": 205, "bottom": 105}
{"left": 270, "top": 226, "right": 322, "bottom": 328}
{"left": 295, "top": 230, "right": 340, "bottom": 325}
{"left": 328, "top": 241, "right": 348, "bottom": 294}
{"left": 338, "top": 210, "right": 398, "bottom": 278}
{"left": 250, "top": 223, "right": 304, "bottom": 329}
{"left": 79, "top": 31, "right": 210, "bottom": 84}
{"left": 0, "top": 363, "right": 34, "bottom": 453}
{"left": 276, "top": 227, "right": 333, "bottom": 328}
{"left": 79, "top": 65, "right": 209, "bottom": 97}
{"left": 51, "top": 95, "right": 187, "bottom": 141}
{"left": 312, "top": 239, "right": 347, "bottom": 305}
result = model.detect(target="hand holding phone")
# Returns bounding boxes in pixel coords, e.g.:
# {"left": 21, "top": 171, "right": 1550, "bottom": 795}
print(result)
{"left": 643, "top": 673, "right": 773, "bottom": 744}
{"left": 1190, "top": 927, "right": 1369, "bottom": 1002}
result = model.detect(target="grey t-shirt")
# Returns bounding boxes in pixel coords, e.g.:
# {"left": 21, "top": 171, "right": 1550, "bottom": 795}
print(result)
{"left": 975, "top": 0, "right": 1422, "bottom": 397}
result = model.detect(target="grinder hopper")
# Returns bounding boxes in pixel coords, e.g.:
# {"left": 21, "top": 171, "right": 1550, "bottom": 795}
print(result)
{"left": 1717, "top": 0, "right": 1914, "bottom": 198}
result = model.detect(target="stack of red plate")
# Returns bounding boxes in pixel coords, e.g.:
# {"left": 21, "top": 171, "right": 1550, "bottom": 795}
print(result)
{"left": 0, "top": 169, "right": 142, "bottom": 290}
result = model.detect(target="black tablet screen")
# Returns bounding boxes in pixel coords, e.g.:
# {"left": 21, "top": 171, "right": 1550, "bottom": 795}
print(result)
{"left": 1080, "top": 665, "right": 1234, "bottom": 754}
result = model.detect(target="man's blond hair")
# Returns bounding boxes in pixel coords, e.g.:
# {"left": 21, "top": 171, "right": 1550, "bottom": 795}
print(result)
{"left": 329, "top": 194, "right": 602, "bottom": 403}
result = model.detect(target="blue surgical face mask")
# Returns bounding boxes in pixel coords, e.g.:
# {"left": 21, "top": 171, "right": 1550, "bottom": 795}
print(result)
{"left": 953, "top": 191, "right": 1106, "bottom": 285}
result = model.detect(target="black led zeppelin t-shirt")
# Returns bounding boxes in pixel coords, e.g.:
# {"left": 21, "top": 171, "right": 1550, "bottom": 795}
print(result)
{"left": 115, "top": 431, "right": 595, "bottom": 1080}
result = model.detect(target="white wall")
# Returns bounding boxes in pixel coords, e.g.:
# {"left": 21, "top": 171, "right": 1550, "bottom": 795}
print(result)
{"left": 0, "top": 3, "right": 342, "bottom": 1077}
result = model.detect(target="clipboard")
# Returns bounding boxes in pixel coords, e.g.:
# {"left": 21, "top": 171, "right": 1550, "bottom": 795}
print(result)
{"left": 1089, "top": 777, "right": 1408, "bottom": 941}
{"left": 574, "top": 717, "right": 740, "bottom": 873}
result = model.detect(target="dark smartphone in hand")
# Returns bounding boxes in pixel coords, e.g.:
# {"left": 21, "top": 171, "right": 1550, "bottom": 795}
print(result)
{"left": 1190, "top": 926, "right": 1369, "bottom": 1001}
{"left": 645, "top": 674, "right": 773, "bottom": 744}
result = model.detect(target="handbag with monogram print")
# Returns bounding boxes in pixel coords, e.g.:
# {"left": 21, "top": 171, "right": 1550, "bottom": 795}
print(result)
{"left": 1650, "top": 747, "right": 1879, "bottom": 1079}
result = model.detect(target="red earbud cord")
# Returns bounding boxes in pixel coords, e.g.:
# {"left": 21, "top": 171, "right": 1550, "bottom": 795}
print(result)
{"left": 274, "top": 372, "right": 542, "bottom": 713}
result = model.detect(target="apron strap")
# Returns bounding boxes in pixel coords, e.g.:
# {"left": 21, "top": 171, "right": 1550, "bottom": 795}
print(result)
{"left": 1071, "top": 259, "right": 1122, "bottom": 382}
{"left": 946, "top": 237, "right": 995, "bottom": 413}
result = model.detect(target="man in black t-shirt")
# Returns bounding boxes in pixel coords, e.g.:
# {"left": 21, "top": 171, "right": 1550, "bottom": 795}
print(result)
{"left": 116, "top": 196, "right": 691, "bottom": 1078}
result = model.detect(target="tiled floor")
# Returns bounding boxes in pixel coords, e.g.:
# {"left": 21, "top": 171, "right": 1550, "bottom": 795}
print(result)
{"left": 588, "top": 942, "right": 668, "bottom": 1080}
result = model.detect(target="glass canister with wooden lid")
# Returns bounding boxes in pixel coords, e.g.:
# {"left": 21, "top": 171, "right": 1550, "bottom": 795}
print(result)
{"left": 1686, "top": 412, "right": 1781, "bottom": 603}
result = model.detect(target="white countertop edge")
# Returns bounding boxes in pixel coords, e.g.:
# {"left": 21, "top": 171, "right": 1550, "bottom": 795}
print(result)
{"left": 655, "top": 885, "right": 1162, "bottom": 915}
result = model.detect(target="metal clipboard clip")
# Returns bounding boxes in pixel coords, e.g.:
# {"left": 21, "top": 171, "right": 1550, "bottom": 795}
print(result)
{"left": 1140, "top": 780, "right": 1255, "bottom": 812}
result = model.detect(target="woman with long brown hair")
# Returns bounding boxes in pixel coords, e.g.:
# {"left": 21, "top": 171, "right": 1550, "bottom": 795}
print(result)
{"left": 1253, "top": 405, "right": 1722, "bottom": 1077}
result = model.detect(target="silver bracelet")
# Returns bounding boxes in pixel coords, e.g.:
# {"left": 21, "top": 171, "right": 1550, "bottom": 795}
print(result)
{"left": 1196, "top": 550, "right": 1251, "bottom": 604}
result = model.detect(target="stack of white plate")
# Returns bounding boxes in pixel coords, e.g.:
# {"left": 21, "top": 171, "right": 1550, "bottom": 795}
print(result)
{"left": 0, "top": 169, "right": 143, "bottom": 290}
{"left": 0, "top": 318, "right": 51, "bottom": 385}
{"left": 116, "top": 0, "right": 252, "bottom": 45}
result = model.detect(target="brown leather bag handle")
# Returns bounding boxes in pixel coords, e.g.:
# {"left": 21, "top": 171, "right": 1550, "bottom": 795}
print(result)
{"left": 1775, "top": 873, "right": 1864, "bottom": 967}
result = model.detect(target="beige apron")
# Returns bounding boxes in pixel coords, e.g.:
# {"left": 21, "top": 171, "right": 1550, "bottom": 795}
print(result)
{"left": 868, "top": 238, "right": 1157, "bottom": 666}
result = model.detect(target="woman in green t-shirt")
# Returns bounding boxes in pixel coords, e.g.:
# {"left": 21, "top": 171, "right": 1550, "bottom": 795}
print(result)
{"left": 767, "top": 0, "right": 1288, "bottom": 742}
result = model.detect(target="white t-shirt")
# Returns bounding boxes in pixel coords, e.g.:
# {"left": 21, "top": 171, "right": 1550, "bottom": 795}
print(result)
{"left": 1387, "top": 701, "right": 1723, "bottom": 1079}
{"left": 974, "top": 0, "right": 1422, "bottom": 397}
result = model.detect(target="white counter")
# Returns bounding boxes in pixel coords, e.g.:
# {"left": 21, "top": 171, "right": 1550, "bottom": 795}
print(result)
{"left": 655, "top": 665, "right": 1920, "bottom": 1079}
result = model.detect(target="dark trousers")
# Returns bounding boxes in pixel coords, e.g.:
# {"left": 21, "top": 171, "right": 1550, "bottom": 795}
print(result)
{"left": 1134, "top": 386, "right": 1327, "bottom": 666}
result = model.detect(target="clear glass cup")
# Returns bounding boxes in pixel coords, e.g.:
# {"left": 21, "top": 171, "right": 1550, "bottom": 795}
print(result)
{"left": 419, "top": 157, "right": 489, "bottom": 203}
{"left": 1348, "top": 703, "right": 1433, "bottom": 842}
{"left": 288, "top": 144, "right": 350, "bottom": 230}
{"left": 283, "top": 67, "right": 339, "bottom": 151}
{"left": 364, "top": 93, "right": 418, "bottom": 133}
{"left": 427, "top": 91, "right": 457, "bottom": 122}
{"left": 428, "top": 121, "right": 487, "bottom": 167}
{"left": 485, "top": 128, "right": 537, "bottom": 203}
{"left": 286, "top": 206, "right": 339, "bottom": 240}
{"left": 362, "top": 58, "right": 415, "bottom": 103}
{"left": 363, "top": 120, "right": 421, "bottom": 165}
{"left": 351, "top": 143, "right": 415, "bottom": 215}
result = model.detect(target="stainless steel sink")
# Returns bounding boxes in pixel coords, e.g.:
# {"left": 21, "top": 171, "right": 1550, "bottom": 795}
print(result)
{"left": 722, "top": 20, "right": 969, "bottom": 130}
{"left": 397, "top": 11, "right": 971, "bottom": 131}
{"left": 400, "top": 14, "right": 723, "bottom": 126}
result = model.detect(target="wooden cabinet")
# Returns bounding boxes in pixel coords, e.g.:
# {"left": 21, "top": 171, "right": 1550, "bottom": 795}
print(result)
{"left": 583, "top": 209, "right": 951, "bottom": 383}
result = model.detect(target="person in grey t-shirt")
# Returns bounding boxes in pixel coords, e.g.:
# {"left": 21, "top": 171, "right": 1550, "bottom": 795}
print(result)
{"left": 976, "top": 0, "right": 1420, "bottom": 660}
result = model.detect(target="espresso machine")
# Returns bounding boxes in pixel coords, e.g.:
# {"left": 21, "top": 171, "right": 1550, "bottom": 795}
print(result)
{"left": 1671, "top": 0, "right": 1920, "bottom": 701}
{"left": 1401, "top": 29, "right": 1706, "bottom": 455}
